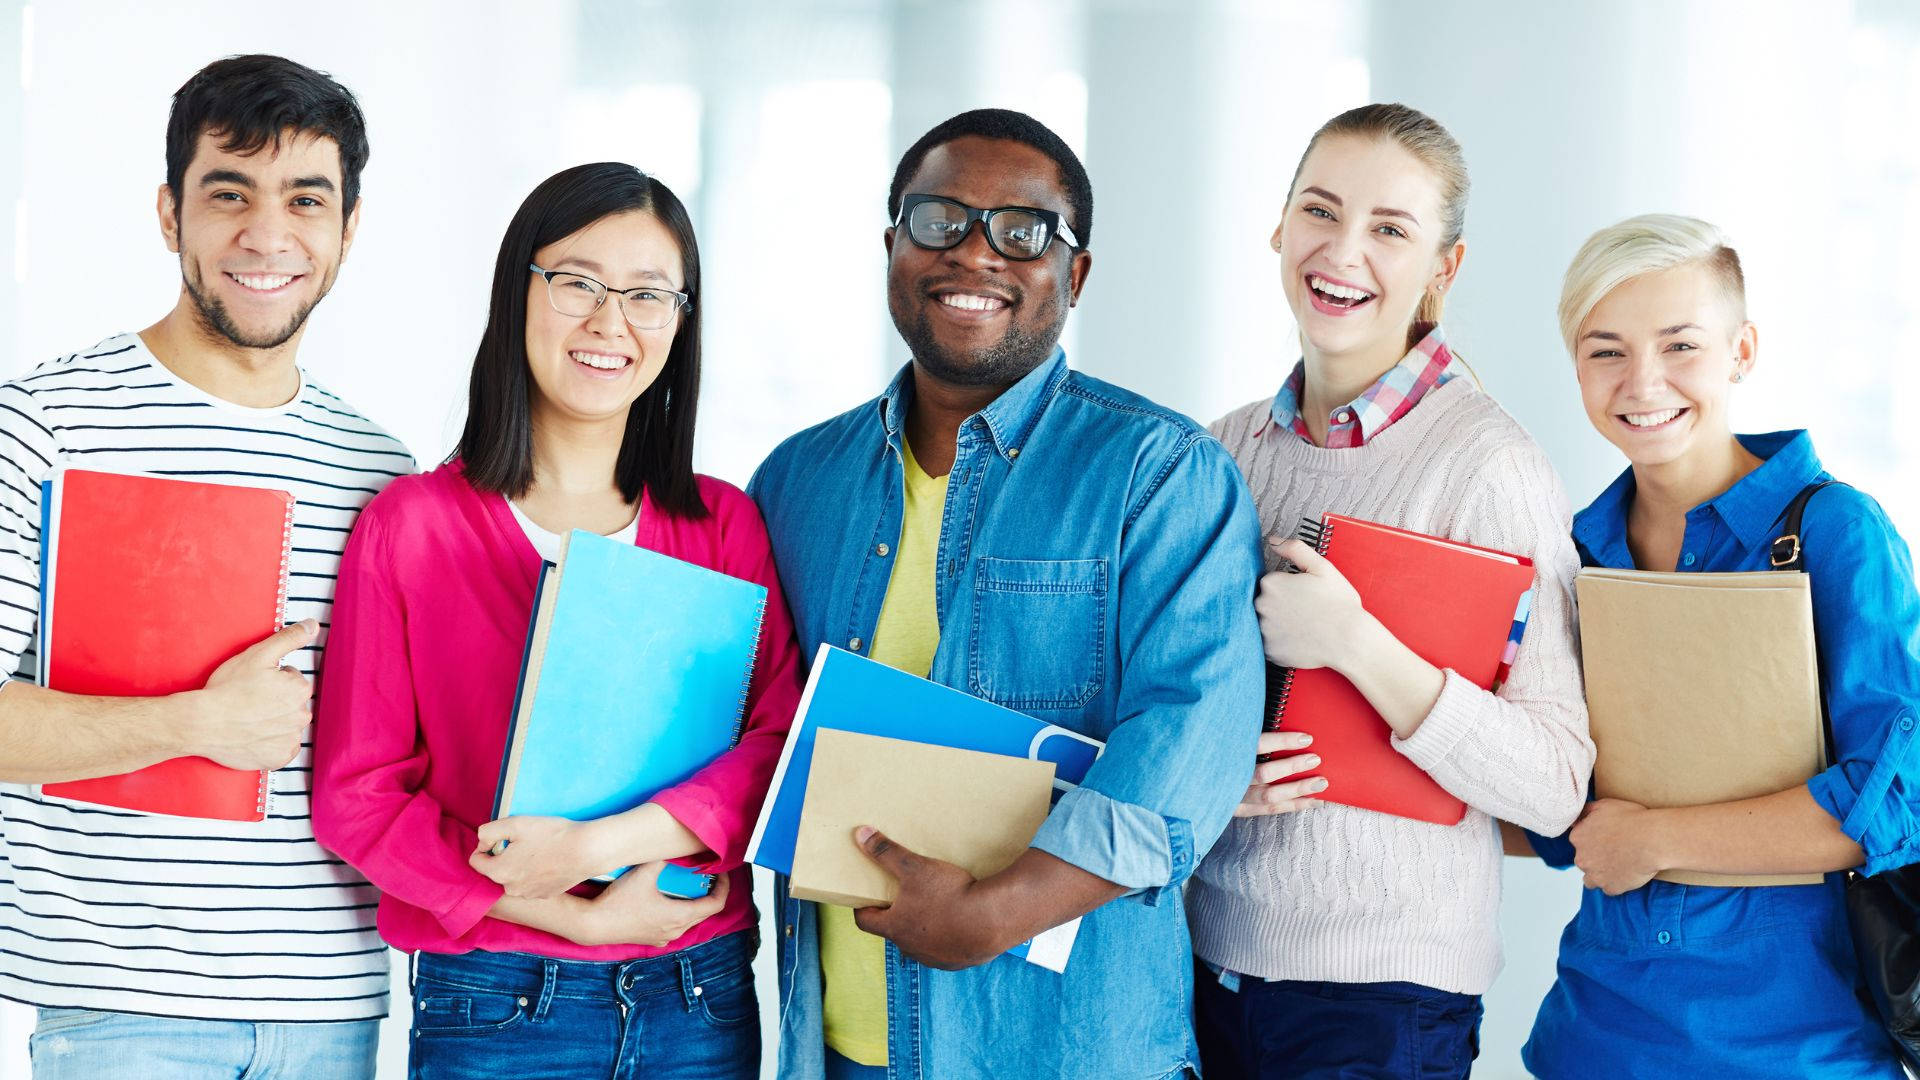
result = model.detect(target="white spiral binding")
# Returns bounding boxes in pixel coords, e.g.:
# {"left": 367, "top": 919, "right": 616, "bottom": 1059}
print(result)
{"left": 730, "top": 594, "right": 768, "bottom": 748}
{"left": 261, "top": 494, "right": 295, "bottom": 818}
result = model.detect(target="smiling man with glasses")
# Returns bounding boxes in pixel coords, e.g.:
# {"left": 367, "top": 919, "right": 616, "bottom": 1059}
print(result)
{"left": 749, "top": 108, "right": 1265, "bottom": 1080}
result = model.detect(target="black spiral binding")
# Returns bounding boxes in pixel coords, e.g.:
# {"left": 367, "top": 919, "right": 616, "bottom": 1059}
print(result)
{"left": 729, "top": 594, "right": 770, "bottom": 749}
{"left": 1262, "top": 515, "right": 1336, "bottom": 734}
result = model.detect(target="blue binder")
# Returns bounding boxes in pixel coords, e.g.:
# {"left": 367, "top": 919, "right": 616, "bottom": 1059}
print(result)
{"left": 745, "top": 644, "right": 1103, "bottom": 970}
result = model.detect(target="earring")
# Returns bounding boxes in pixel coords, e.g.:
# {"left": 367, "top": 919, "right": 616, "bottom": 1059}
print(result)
{"left": 1271, "top": 238, "right": 1282, "bottom": 252}
{"left": 1732, "top": 372, "right": 1745, "bottom": 383}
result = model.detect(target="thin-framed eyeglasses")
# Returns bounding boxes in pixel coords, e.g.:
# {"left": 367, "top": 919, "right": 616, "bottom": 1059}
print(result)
{"left": 528, "top": 263, "right": 691, "bottom": 330}
{"left": 893, "top": 194, "right": 1080, "bottom": 261}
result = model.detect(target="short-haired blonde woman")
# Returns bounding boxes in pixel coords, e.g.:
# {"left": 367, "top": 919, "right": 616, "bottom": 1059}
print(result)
{"left": 1521, "top": 214, "right": 1920, "bottom": 1078}
{"left": 1188, "top": 103, "right": 1593, "bottom": 1079}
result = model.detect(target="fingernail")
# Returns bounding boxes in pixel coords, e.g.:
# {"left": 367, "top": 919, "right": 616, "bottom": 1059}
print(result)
{"left": 854, "top": 826, "right": 874, "bottom": 843}
{"left": 1311, "top": 778, "right": 1329, "bottom": 791}
{"left": 1294, "top": 734, "right": 1313, "bottom": 748}
{"left": 1301, "top": 755, "right": 1321, "bottom": 769}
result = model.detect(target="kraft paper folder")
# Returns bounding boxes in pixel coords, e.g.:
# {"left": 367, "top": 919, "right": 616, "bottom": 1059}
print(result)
{"left": 747, "top": 644, "right": 1102, "bottom": 971}
{"left": 1576, "top": 567, "right": 1825, "bottom": 887}
{"left": 792, "top": 729, "right": 1056, "bottom": 909}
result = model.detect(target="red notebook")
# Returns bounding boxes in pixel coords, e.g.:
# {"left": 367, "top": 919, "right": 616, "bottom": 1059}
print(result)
{"left": 38, "top": 469, "right": 296, "bottom": 821}
{"left": 1266, "top": 513, "right": 1535, "bottom": 826}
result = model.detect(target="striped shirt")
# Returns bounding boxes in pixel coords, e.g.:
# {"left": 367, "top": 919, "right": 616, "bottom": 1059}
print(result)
{"left": 0, "top": 333, "right": 412, "bottom": 1022}
{"left": 1267, "top": 323, "right": 1460, "bottom": 448}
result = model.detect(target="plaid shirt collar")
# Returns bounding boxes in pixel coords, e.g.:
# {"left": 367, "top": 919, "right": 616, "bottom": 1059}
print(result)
{"left": 1267, "top": 323, "right": 1458, "bottom": 448}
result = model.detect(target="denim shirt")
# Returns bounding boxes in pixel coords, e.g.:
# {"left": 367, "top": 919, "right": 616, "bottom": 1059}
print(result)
{"left": 1523, "top": 430, "right": 1920, "bottom": 1079}
{"left": 747, "top": 350, "right": 1265, "bottom": 1080}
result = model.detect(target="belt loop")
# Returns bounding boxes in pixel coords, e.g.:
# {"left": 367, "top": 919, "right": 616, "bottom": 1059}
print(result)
{"left": 677, "top": 953, "right": 698, "bottom": 1013}
{"left": 534, "top": 959, "right": 559, "bottom": 1022}
{"left": 406, "top": 951, "right": 418, "bottom": 996}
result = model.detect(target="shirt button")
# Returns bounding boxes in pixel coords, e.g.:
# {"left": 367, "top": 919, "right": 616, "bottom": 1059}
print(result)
{"left": 1902, "top": 717, "right": 1915, "bottom": 732}
{"left": 1657, "top": 931, "right": 1672, "bottom": 945}
{"left": 1681, "top": 553, "right": 1697, "bottom": 567}
{"left": 1008, "top": 448, "right": 1021, "bottom": 460}
{"left": 848, "top": 637, "right": 863, "bottom": 652}
{"left": 875, "top": 543, "right": 890, "bottom": 557}
{"left": 1336, "top": 410, "right": 1352, "bottom": 423}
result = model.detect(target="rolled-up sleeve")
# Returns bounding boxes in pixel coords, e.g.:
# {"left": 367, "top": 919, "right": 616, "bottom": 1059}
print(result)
{"left": 1029, "top": 433, "right": 1264, "bottom": 903}
{"left": 1803, "top": 494, "right": 1920, "bottom": 877}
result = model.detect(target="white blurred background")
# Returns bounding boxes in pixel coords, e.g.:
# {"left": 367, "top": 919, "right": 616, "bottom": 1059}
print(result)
{"left": 3, "top": 1, "right": 1918, "bottom": 1076}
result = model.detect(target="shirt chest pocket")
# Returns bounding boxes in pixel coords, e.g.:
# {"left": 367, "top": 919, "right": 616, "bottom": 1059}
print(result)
{"left": 967, "top": 557, "right": 1107, "bottom": 710}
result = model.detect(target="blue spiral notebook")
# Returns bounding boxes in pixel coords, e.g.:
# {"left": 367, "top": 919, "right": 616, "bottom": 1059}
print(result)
{"left": 746, "top": 644, "right": 1103, "bottom": 971}
{"left": 494, "top": 530, "right": 767, "bottom": 854}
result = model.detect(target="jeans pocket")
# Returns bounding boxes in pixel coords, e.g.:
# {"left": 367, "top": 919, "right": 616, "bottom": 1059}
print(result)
{"left": 411, "top": 983, "right": 528, "bottom": 1038}
{"left": 31, "top": 1008, "right": 113, "bottom": 1037}
{"left": 694, "top": 962, "right": 758, "bottom": 1029}
{"left": 969, "top": 557, "right": 1107, "bottom": 709}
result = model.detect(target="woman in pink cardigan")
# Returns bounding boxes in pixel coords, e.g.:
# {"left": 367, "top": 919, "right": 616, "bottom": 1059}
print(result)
{"left": 311, "top": 163, "right": 802, "bottom": 1080}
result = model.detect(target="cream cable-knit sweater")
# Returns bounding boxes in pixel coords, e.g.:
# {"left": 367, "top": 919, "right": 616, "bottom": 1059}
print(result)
{"left": 1186, "top": 378, "right": 1593, "bottom": 996}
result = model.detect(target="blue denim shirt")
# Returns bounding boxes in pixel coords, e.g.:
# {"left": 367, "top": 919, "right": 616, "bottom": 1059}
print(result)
{"left": 1523, "top": 431, "right": 1920, "bottom": 1079}
{"left": 747, "top": 351, "right": 1265, "bottom": 1080}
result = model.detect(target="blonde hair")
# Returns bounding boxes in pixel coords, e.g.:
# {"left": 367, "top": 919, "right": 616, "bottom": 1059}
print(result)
{"left": 1558, "top": 214, "right": 1747, "bottom": 356}
{"left": 1287, "top": 103, "right": 1469, "bottom": 347}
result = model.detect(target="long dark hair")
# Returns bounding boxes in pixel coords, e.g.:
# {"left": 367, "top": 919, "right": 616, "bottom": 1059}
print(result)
{"left": 456, "top": 162, "right": 706, "bottom": 519}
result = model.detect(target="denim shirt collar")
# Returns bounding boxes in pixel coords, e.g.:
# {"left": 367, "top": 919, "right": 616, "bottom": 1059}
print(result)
{"left": 1572, "top": 429, "right": 1822, "bottom": 565}
{"left": 877, "top": 347, "right": 1070, "bottom": 462}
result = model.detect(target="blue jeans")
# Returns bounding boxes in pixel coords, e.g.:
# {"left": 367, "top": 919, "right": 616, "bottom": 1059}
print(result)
{"left": 408, "top": 930, "right": 758, "bottom": 1080}
{"left": 28, "top": 1008, "right": 378, "bottom": 1079}
{"left": 1193, "top": 962, "right": 1482, "bottom": 1080}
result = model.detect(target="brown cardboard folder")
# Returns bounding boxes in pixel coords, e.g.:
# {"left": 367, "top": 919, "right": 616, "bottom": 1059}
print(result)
{"left": 791, "top": 729, "right": 1056, "bottom": 908}
{"left": 1576, "top": 567, "right": 1825, "bottom": 887}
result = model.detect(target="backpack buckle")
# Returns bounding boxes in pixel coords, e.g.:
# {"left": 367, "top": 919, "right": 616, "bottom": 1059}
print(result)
{"left": 1770, "top": 534, "right": 1801, "bottom": 567}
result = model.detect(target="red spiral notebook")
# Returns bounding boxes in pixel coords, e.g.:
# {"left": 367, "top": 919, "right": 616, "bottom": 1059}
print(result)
{"left": 1266, "top": 513, "right": 1536, "bottom": 826}
{"left": 37, "top": 469, "right": 296, "bottom": 821}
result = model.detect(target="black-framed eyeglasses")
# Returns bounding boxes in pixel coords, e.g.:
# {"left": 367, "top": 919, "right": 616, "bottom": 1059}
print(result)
{"left": 528, "top": 263, "right": 691, "bottom": 331}
{"left": 893, "top": 193, "right": 1080, "bottom": 261}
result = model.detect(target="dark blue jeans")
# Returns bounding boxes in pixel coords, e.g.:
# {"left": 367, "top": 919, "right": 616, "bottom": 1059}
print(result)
{"left": 407, "top": 931, "right": 758, "bottom": 1080}
{"left": 1193, "top": 961, "right": 1482, "bottom": 1080}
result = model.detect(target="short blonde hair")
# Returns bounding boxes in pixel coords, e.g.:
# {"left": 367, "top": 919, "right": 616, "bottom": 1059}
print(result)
{"left": 1558, "top": 214, "right": 1747, "bottom": 356}
{"left": 1288, "top": 103, "right": 1468, "bottom": 348}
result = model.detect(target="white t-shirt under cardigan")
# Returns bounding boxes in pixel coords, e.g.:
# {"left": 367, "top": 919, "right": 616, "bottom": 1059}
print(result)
{"left": 0, "top": 334, "right": 413, "bottom": 1022}
{"left": 1186, "top": 377, "right": 1593, "bottom": 996}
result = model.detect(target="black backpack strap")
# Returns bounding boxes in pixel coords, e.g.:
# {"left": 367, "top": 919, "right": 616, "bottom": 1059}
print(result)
{"left": 1770, "top": 478, "right": 1846, "bottom": 765}
{"left": 1770, "top": 479, "right": 1844, "bottom": 571}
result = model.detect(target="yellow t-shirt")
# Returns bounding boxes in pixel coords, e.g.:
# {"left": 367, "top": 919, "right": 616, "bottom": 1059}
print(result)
{"left": 819, "top": 438, "right": 946, "bottom": 1067}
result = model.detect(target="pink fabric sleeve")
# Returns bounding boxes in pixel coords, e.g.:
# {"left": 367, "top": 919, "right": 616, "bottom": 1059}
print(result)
{"left": 310, "top": 506, "right": 504, "bottom": 938}
{"left": 646, "top": 489, "right": 803, "bottom": 870}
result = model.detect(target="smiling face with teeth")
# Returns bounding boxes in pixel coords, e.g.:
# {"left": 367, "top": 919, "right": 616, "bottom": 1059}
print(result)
{"left": 523, "top": 209, "right": 684, "bottom": 431}
{"left": 1575, "top": 261, "right": 1756, "bottom": 473}
{"left": 885, "top": 136, "right": 1091, "bottom": 390}
{"left": 160, "top": 129, "right": 357, "bottom": 353}
{"left": 1275, "top": 135, "right": 1462, "bottom": 373}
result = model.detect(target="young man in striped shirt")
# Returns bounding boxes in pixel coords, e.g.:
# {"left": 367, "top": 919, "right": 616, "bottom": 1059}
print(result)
{"left": 0, "top": 55, "right": 410, "bottom": 1078}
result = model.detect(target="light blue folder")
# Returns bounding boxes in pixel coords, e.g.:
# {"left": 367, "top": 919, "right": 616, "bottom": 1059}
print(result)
{"left": 493, "top": 530, "right": 767, "bottom": 828}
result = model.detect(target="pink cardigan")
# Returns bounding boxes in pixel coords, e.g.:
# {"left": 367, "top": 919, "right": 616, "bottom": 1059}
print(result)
{"left": 311, "top": 461, "right": 802, "bottom": 959}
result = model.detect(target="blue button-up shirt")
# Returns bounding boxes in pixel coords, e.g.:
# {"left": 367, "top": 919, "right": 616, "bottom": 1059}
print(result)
{"left": 1524, "top": 430, "right": 1920, "bottom": 1079}
{"left": 748, "top": 351, "right": 1265, "bottom": 1080}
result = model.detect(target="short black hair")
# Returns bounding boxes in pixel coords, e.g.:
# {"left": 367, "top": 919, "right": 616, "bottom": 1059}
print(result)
{"left": 456, "top": 163, "right": 708, "bottom": 520}
{"left": 166, "top": 55, "right": 370, "bottom": 217}
{"left": 888, "top": 108, "right": 1093, "bottom": 248}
